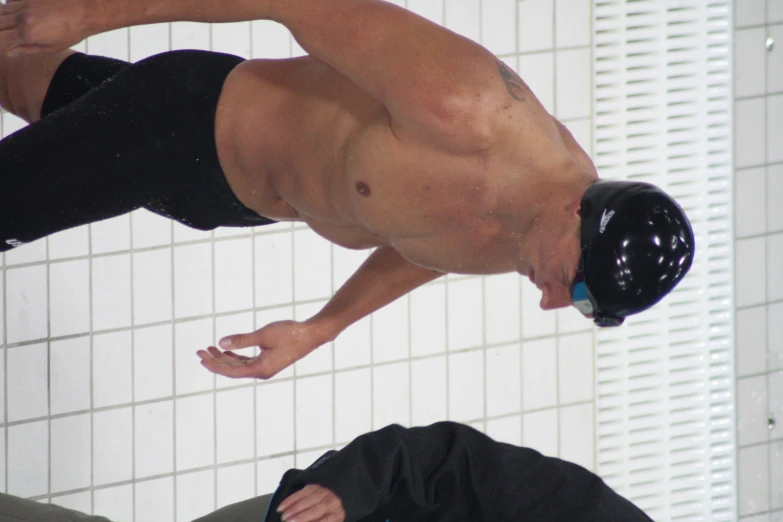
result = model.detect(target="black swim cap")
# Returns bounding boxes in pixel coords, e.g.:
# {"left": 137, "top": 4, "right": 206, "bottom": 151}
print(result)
{"left": 574, "top": 180, "right": 695, "bottom": 327}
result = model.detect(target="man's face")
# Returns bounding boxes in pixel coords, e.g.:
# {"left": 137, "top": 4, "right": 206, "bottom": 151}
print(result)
{"left": 529, "top": 229, "right": 582, "bottom": 311}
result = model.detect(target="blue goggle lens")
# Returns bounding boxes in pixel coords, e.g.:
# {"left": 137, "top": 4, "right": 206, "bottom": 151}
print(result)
{"left": 571, "top": 279, "right": 593, "bottom": 317}
{"left": 570, "top": 256, "right": 624, "bottom": 326}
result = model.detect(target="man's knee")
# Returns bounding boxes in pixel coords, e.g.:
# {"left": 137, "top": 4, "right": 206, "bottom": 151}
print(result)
{"left": 0, "top": 50, "right": 76, "bottom": 123}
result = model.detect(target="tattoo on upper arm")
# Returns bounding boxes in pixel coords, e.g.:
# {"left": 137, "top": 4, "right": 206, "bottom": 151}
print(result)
{"left": 497, "top": 62, "right": 527, "bottom": 102}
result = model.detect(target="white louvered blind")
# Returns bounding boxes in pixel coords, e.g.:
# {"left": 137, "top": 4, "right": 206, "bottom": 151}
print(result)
{"left": 592, "top": 1, "right": 736, "bottom": 520}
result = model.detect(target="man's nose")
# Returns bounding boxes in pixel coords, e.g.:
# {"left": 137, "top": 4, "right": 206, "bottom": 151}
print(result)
{"left": 539, "top": 287, "right": 572, "bottom": 310}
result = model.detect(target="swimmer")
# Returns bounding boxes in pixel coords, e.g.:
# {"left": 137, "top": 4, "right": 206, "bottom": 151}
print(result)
{"left": 0, "top": 422, "right": 653, "bottom": 522}
{"left": 0, "top": 0, "right": 694, "bottom": 380}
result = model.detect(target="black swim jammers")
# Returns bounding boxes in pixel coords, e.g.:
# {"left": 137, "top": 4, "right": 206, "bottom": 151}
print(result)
{"left": 0, "top": 50, "right": 275, "bottom": 253}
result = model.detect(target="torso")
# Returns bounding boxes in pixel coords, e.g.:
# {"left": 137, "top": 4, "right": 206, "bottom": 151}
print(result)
{"left": 213, "top": 56, "right": 591, "bottom": 274}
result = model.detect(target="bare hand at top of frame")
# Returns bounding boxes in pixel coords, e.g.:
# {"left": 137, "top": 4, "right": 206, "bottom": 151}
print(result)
{"left": 277, "top": 485, "right": 346, "bottom": 522}
{"left": 197, "top": 320, "right": 334, "bottom": 380}
{"left": 0, "top": 0, "right": 92, "bottom": 56}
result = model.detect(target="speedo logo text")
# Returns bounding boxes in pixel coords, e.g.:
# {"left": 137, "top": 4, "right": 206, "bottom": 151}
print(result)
{"left": 599, "top": 209, "right": 615, "bottom": 234}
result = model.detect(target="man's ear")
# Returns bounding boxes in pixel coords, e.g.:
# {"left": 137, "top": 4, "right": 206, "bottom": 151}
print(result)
{"left": 568, "top": 195, "right": 583, "bottom": 218}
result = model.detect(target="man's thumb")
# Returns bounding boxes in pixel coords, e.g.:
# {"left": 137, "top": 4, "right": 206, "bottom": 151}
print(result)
{"left": 218, "top": 332, "right": 258, "bottom": 350}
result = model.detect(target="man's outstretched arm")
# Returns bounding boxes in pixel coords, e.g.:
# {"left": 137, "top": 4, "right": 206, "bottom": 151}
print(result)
{"left": 198, "top": 246, "right": 443, "bottom": 379}
{"left": 2, "top": 0, "right": 514, "bottom": 150}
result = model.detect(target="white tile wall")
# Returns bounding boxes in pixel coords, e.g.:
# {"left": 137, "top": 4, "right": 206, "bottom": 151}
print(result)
{"left": 50, "top": 414, "right": 91, "bottom": 493}
{"left": 770, "top": 302, "right": 783, "bottom": 371}
{"left": 734, "top": 6, "right": 783, "bottom": 520}
{"left": 767, "top": 24, "right": 783, "bottom": 92}
{"left": 522, "top": 338, "right": 558, "bottom": 410}
{"left": 518, "top": 0, "right": 554, "bottom": 53}
{"left": 769, "top": 165, "right": 783, "bottom": 233}
{"left": 93, "top": 408, "right": 134, "bottom": 486}
{"left": 91, "top": 254, "right": 133, "bottom": 331}
{"left": 217, "top": 463, "right": 255, "bottom": 509}
{"left": 50, "top": 337, "right": 91, "bottom": 415}
{"left": 735, "top": 28, "right": 767, "bottom": 98}
{"left": 135, "top": 401, "right": 174, "bottom": 478}
{"left": 771, "top": 439, "right": 783, "bottom": 511}
{"left": 49, "top": 260, "right": 90, "bottom": 337}
{"left": 216, "top": 387, "right": 255, "bottom": 464}
{"left": 93, "top": 331, "right": 134, "bottom": 408}
{"left": 135, "top": 477, "right": 175, "bottom": 522}
{"left": 373, "top": 362, "right": 410, "bottom": 429}
{"left": 7, "top": 421, "right": 48, "bottom": 497}
{"left": 335, "top": 368, "right": 373, "bottom": 443}
{"left": 769, "top": 233, "right": 783, "bottom": 301}
{"left": 736, "top": 167, "right": 767, "bottom": 238}
{"left": 736, "top": 0, "right": 766, "bottom": 27}
{"left": 736, "top": 306, "right": 768, "bottom": 377}
{"left": 256, "top": 381, "right": 295, "bottom": 457}
{"left": 739, "top": 444, "right": 771, "bottom": 517}
{"left": 176, "top": 470, "right": 216, "bottom": 522}
{"left": 555, "top": 0, "right": 591, "bottom": 48}
{"left": 1, "top": 2, "right": 598, "bottom": 519}
{"left": 555, "top": 48, "right": 592, "bottom": 120}
{"left": 738, "top": 376, "right": 769, "bottom": 446}
{"left": 736, "top": 237, "right": 767, "bottom": 307}
{"left": 735, "top": 98, "right": 767, "bottom": 169}
{"left": 771, "top": 1, "right": 783, "bottom": 24}
{"left": 7, "top": 343, "right": 48, "bottom": 422}
{"left": 769, "top": 95, "right": 783, "bottom": 164}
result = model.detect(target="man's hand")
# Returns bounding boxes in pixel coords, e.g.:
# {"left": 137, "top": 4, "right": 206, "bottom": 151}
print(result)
{"left": 0, "top": 0, "right": 93, "bottom": 56}
{"left": 196, "top": 320, "right": 332, "bottom": 380}
{"left": 277, "top": 485, "right": 345, "bottom": 522}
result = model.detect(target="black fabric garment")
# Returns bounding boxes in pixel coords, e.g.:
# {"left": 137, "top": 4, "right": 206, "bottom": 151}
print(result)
{"left": 264, "top": 422, "right": 653, "bottom": 522}
{"left": 0, "top": 50, "right": 274, "bottom": 253}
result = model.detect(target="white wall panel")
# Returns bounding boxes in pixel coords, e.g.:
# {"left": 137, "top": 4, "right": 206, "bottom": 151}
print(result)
{"left": 593, "top": 1, "right": 736, "bottom": 520}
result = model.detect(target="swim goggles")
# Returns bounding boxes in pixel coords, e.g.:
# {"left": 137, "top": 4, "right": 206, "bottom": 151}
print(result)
{"left": 570, "top": 253, "right": 625, "bottom": 327}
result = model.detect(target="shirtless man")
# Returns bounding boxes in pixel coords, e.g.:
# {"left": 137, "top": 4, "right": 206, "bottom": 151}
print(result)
{"left": 0, "top": 0, "right": 694, "bottom": 380}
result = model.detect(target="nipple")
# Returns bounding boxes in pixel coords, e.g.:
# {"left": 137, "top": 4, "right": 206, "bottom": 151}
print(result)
{"left": 356, "top": 181, "right": 372, "bottom": 197}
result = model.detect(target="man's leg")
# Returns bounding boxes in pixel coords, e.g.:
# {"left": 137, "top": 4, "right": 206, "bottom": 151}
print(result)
{"left": 0, "top": 31, "right": 75, "bottom": 122}
{"left": 0, "top": 47, "right": 141, "bottom": 253}
{"left": 0, "top": 48, "right": 257, "bottom": 253}
{"left": 0, "top": 492, "right": 113, "bottom": 522}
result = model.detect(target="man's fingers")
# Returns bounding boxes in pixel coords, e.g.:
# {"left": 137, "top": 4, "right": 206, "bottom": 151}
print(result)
{"left": 283, "top": 496, "right": 344, "bottom": 522}
{"left": 199, "top": 347, "right": 248, "bottom": 366}
{"left": 0, "top": 2, "right": 24, "bottom": 14}
{"left": 277, "top": 484, "right": 314, "bottom": 512}
{"left": 0, "top": 15, "right": 17, "bottom": 31}
{"left": 197, "top": 347, "right": 276, "bottom": 379}
{"left": 279, "top": 485, "right": 329, "bottom": 516}
{"left": 199, "top": 357, "right": 255, "bottom": 378}
{"left": 279, "top": 486, "right": 344, "bottom": 522}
